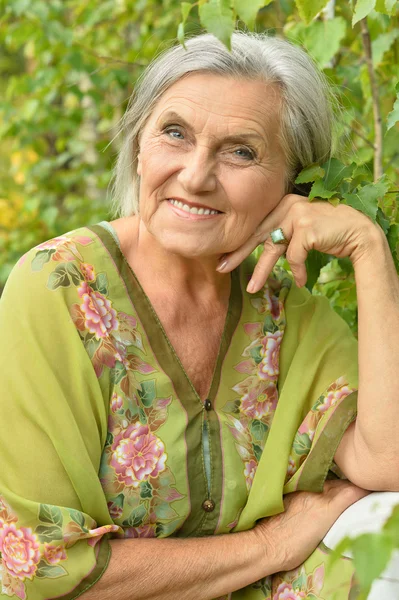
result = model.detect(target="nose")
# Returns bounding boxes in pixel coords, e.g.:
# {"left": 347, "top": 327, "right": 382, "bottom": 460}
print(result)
{"left": 176, "top": 145, "right": 217, "bottom": 194}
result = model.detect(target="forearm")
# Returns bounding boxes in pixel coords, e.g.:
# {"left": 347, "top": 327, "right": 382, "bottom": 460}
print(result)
{"left": 352, "top": 227, "right": 399, "bottom": 461}
{"left": 82, "top": 530, "right": 269, "bottom": 600}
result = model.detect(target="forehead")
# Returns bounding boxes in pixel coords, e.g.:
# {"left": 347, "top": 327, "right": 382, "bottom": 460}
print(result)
{"left": 149, "top": 73, "right": 282, "bottom": 138}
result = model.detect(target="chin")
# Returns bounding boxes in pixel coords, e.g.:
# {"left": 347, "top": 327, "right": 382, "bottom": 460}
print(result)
{"left": 156, "top": 232, "right": 222, "bottom": 259}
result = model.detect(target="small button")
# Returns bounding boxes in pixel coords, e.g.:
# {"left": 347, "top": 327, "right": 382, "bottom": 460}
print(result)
{"left": 204, "top": 399, "right": 212, "bottom": 411}
{"left": 202, "top": 499, "right": 215, "bottom": 512}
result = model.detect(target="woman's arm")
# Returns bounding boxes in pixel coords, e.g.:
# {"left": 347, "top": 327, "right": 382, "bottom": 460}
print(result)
{"left": 217, "top": 195, "right": 399, "bottom": 491}
{"left": 334, "top": 226, "right": 399, "bottom": 490}
{"left": 83, "top": 480, "right": 368, "bottom": 600}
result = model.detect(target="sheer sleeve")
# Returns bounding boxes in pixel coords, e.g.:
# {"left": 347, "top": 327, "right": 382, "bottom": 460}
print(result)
{"left": 0, "top": 246, "right": 120, "bottom": 599}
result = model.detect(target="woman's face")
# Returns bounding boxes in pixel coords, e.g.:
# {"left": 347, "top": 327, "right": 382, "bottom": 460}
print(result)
{"left": 136, "top": 73, "right": 287, "bottom": 258}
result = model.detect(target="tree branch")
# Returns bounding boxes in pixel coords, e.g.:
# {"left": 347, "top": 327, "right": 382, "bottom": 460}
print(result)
{"left": 360, "top": 18, "right": 383, "bottom": 181}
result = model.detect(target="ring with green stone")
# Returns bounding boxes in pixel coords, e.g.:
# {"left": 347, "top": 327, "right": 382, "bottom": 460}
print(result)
{"left": 270, "top": 228, "right": 289, "bottom": 245}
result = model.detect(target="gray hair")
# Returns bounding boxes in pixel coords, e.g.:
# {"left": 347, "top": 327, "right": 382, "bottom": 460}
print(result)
{"left": 111, "top": 31, "right": 335, "bottom": 217}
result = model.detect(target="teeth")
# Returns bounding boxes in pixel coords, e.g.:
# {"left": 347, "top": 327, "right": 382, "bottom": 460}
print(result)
{"left": 169, "top": 199, "right": 219, "bottom": 215}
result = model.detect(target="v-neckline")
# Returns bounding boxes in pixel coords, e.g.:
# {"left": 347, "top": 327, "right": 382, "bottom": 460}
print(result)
{"left": 90, "top": 222, "right": 243, "bottom": 407}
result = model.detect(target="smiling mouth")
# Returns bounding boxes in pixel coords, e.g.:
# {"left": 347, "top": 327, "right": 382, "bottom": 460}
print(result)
{"left": 167, "top": 199, "right": 222, "bottom": 216}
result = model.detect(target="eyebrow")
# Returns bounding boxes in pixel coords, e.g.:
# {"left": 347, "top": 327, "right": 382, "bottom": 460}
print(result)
{"left": 157, "top": 111, "right": 266, "bottom": 144}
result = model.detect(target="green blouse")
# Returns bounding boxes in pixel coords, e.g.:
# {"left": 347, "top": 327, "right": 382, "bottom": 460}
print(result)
{"left": 0, "top": 223, "right": 359, "bottom": 599}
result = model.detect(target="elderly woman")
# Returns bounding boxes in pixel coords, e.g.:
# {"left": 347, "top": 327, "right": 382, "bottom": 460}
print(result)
{"left": 0, "top": 30, "right": 398, "bottom": 600}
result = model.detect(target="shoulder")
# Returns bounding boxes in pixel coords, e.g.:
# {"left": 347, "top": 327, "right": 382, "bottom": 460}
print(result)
{"left": 1, "top": 226, "right": 102, "bottom": 315}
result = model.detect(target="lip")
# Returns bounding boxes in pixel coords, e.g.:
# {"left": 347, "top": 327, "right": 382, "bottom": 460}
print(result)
{"left": 167, "top": 197, "right": 223, "bottom": 213}
{"left": 166, "top": 199, "right": 222, "bottom": 220}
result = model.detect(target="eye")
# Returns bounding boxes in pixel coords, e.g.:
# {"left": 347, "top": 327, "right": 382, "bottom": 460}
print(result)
{"left": 163, "top": 126, "right": 184, "bottom": 140}
{"left": 234, "top": 147, "right": 256, "bottom": 161}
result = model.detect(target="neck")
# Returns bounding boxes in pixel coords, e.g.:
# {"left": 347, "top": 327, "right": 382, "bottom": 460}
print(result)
{"left": 114, "top": 216, "right": 232, "bottom": 306}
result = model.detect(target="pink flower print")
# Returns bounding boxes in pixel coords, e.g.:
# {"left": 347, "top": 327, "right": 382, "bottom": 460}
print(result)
{"left": 0, "top": 496, "right": 17, "bottom": 527}
{"left": 43, "top": 543, "right": 67, "bottom": 565}
{"left": 80, "top": 286, "right": 119, "bottom": 339}
{"left": 316, "top": 383, "right": 353, "bottom": 414}
{"left": 0, "top": 523, "right": 40, "bottom": 580}
{"left": 81, "top": 262, "right": 96, "bottom": 282}
{"left": 263, "top": 288, "right": 282, "bottom": 320}
{"left": 0, "top": 562, "right": 26, "bottom": 600}
{"left": 111, "top": 423, "right": 167, "bottom": 488}
{"left": 123, "top": 524, "right": 156, "bottom": 538}
{"left": 258, "top": 331, "right": 283, "bottom": 381}
{"left": 240, "top": 382, "right": 278, "bottom": 420}
{"left": 36, "top": 235, "right": 70, "bottom": 251}
{"left": 111, "top": 392, "right": 123, "bottom": 413}
{"left": 244, "top": 459, "right": 257, "bottom": 490}
{"left": 286, "top": 457, "right": 297, "bottom": 479}
{"left": 273, "top": 583, "right": 306, "bottom": 600}
{"left": 107, "top": 501, "right": 123, "bottom": 520}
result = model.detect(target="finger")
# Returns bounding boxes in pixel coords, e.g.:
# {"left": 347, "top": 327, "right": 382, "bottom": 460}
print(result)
{"left": 217, "top": 194, "right": 307, "bottom": 273}
{"left": 246, "top": 238, "right": 287, "bottom": 293}
{"left": 217, "top": 229, "right": 267, "bottom": 273}
{"left": 285, "top": 232, "right": 308, "bottom": 288}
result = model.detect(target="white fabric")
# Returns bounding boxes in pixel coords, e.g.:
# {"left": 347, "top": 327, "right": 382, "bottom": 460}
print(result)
{"left": 323, "top": 492, "right": 399, "bottom": 598}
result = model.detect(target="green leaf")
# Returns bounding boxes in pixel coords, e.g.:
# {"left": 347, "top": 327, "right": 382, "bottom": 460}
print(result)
{"left": 177, "top": 22, "right": 186, "bottom": 48}
{"left": 292, "top": 567, "right": 307, "bottom": 590}
{"left": 68, "top": 509, "right": 86, "bottom": 530}
{"left": 309, "top": 179, "right": 336, "bottom": 201}
{"left": 343, "top": 180, "right": 389, "bottom": 222}
{"left": 376, "top": 207, "right": 390, "bottom": 234}
{"left": 372, "top": 31, "right": 399, "bottom": 67}
{"left": 234, "top": 0, "right": 274, "bottom": 28}
{"left": 113, "top": 493, "right": 125, "bottom": 509}
{"left": 305, "top": 250, "right": 330, "bottom": 291}
{"left": 387, "top": 85, "right": 399, "bottom": 131}
{"left": 36, "top": 559, "right": 67, "bottom": 579}
{"left": 92, "top": 272, "right": 109, "bottom": 295}
{"left": 301, "top": 18, "right": 347, "bottom": 69}
{"left": 39, "top": 504, "right": 63, "bottom": 528}
{"left": 140, "top": 481, "right": 153, "bottom": 499}
{"left": 249, "top": 345, "right": 263, "bottom": 364}
{"left": 352, "top": 0, "right": 377, "bottom": 26}
{"left": 294, "top": 0, "right": 330, "bottom": 24}
{"left": 198, "top": 0, "right": 235, "bottom": 49}
{"left": 65, "top": 262, "right": 83, "bottom": 286}
{"left": 250, "top": 419, "right": 268, "bottom": 442}
{"left": 110, "top": 361, "right": 126, "bottom": 385}
{"left": 262, "top": 315, "right": 278, "bottom": 334}
{"left": 253, "top": 443, "right": 263, "bottom": 461}
{"left": 47, "top": 265, "right": 71, "bottom": 290}
{"left": 139, "top": 406, "right": 147, "bottom": 424}
{"left": 154, "top": 501, "right": 178, "bottom": 520}
{"left": 293, "top": 432, "right": 312, "bottom": 455}
{"left": 352, "top": 533, "right": 394, "bottom": 589}
{"left": 387, "top": 223, "right": 399, "bottom": 270}
{"left": 35, "top": 525, "right": 64, "bottom": 542}
{"left": 322, "top": 159, "right": 355, "bottom": 190}
{"left": 84, "top": 334, "right": 101, "bottom": 359}
{"left": 295, "top": 164, "right": 325, "bottom": 184}
{"left": 384, "top": 503, "right": 399, "bottom": 541}
{"left": 181, "top": 2, "right": 192, "bottom": 21}
{"left": 122, "top": 504, "right": 147, "bottom": 528}
{"left": 31, "top": 250, "right": 53, "bottom": 272}
{"left": 138, "top": 379, "right": 156, "bottom": 407}
{"left": 386, "top": 0, "right": 398, "bottom": 11}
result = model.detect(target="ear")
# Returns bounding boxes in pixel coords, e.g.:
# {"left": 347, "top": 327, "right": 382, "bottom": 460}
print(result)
{"left": 137, "top": 153, "right": 142, "bottom": 177}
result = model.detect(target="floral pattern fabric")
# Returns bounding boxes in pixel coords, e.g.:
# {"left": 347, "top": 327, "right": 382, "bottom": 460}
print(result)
{"left": 0, "top": 225, "right": 359, "bottom": 599}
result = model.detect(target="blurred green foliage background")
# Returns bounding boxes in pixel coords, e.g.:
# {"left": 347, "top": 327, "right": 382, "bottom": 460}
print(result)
{"left": 0, "top": 0, "right": 398, "bottom": 338}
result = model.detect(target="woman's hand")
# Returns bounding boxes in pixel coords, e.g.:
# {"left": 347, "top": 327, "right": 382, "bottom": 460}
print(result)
{"left": 253, "top": 479, "right": 369, "bottom": 573}
{"left": 217, "top": 194, "right": 384, "bottom": 293}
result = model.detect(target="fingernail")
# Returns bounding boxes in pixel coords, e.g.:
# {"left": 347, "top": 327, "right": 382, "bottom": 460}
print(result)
{"left": 217, "top": 260, "right": 228, "bottom": 272}
{"left": 246, "top": 280, "right": 256, "bottom": 293}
